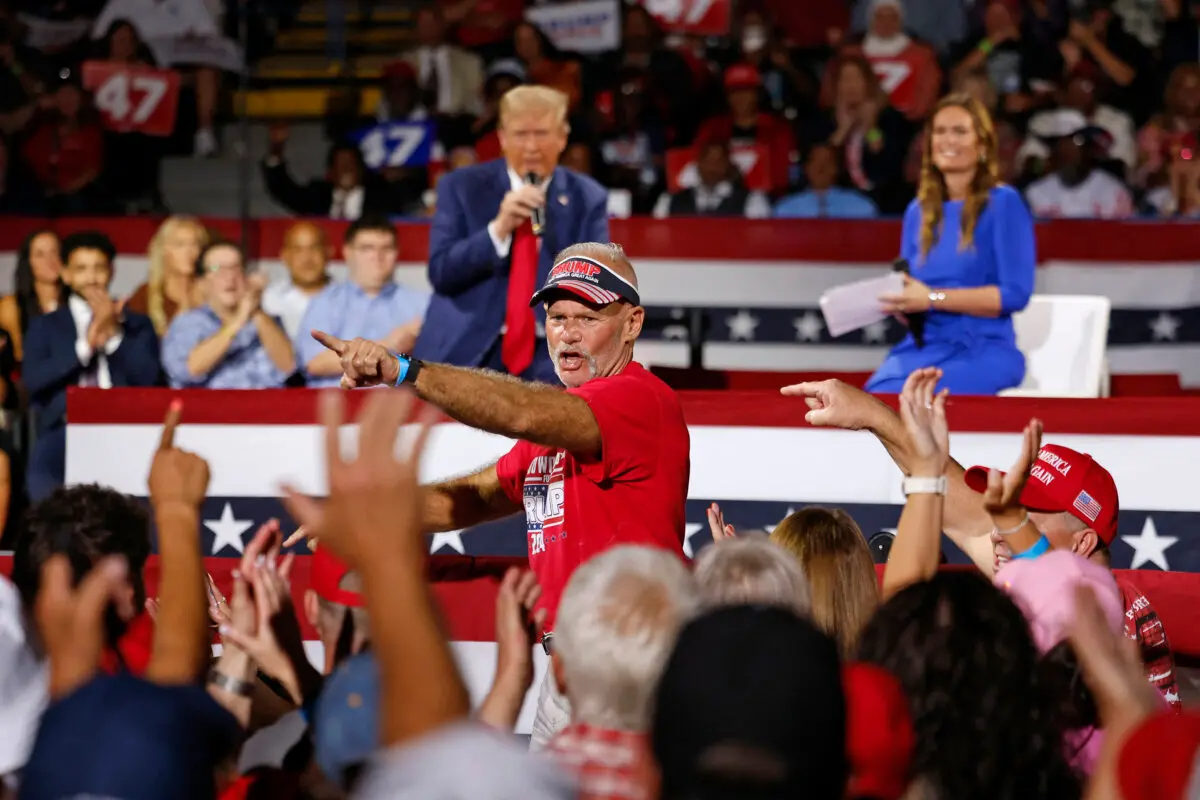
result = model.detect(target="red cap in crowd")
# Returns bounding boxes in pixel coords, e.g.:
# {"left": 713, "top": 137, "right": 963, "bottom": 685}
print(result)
{"left": 1118, "top": 711, "right": 1200, "bottom": 800}
{"left": 723, "top": 63, "right": 761, "bottom": 90}
{"left": 310, "top": 548, "right": 363, "bottom": 608}
{"left": 842, "top": 663, "right": 915, "bottom": 800}
{"left": 382, "top": 60, "right": 417, "bottom": 82}
{"left": 964, "top": 444, "right": 1119, "bottom": 544}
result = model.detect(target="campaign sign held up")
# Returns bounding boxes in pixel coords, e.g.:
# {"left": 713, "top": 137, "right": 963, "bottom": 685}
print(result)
{"left": 82, "top": 61, "right": 181, "bottom": 137}
{"left": 354, "top": 121, "right": 438, "bottom": 170}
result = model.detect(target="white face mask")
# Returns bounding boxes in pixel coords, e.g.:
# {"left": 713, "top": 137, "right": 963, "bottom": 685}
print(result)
{"left": 742, "top": 26, "right": 766, "bottom": 53}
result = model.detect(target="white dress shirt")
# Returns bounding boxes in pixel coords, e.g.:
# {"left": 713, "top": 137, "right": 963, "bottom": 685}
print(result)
{"left": 416, "top": 46, "right": 453, "bottom": 114}
{"left": 487, "top": 168, "right": 553, "bottom": 257}
{"left": 68, "top": 293, "right": 123, "bottom": 389}
{"left": 262, "top": 280, "right": 320, "bottom": 340}
{"left": 330, "top": 185, "right": 365, "bottom": 220}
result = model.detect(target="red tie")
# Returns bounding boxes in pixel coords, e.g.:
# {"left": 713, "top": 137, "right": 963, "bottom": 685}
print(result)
{"left": 501, "top": 220, "right": 538, "bottom": 376}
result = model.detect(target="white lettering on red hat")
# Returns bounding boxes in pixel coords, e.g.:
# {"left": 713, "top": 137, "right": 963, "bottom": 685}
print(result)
{"left": 1038, "top": 450, "right": 1072, "bottom": 476}
{"left": 1030, "top": 465, "right": 1055, "bottom": 486}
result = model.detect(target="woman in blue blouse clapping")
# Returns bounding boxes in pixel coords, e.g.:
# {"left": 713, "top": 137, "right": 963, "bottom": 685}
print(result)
{"left": 866, "top": 93, "right": 1036, "bottom": 395}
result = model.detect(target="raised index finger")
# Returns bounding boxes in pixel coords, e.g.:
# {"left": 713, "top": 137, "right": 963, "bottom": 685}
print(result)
{"left": 159, "top": 398, "right": 183, "bottom": 450}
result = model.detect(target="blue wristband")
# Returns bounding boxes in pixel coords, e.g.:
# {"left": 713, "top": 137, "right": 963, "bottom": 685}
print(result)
{"left": 393, "top": 353, "right": 410, "bottom": 386}
{"left": 1012, "top": 534, "right": 1051, "bottom": 561}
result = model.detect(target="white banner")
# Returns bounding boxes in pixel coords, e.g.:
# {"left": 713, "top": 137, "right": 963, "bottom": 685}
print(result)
{"left": 525, "top": 0, "right": 621, "bottom": 54}
{"left": 5, "top": 254, "right": 1200, "bottom": 382}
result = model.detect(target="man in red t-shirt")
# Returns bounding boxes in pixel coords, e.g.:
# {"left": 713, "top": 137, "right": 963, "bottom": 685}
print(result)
{"left": 309, "top": 242, "right": 691, "bottom": 739}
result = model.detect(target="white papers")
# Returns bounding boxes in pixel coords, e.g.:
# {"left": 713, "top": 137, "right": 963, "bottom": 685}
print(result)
{"left": 819, "top": 272, "right": 904, "bottom": 338}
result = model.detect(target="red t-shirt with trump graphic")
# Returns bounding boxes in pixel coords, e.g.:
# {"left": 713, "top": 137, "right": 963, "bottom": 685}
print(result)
{"left": 1117, "top": 576, "right": 1182, "bottom": 711}
{"left": 495, "top": 362, "right": 690, "bottom": 629}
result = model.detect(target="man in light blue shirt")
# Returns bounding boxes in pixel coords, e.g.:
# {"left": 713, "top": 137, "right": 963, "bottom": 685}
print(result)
{"left": 774, "top": 143, "right": 879, "bottom": 219}
{"left": 296, "top": 215, "right": 430, "bottom": 387}
{"left": 162, "top": 241, "right": 295, "bottom": 389}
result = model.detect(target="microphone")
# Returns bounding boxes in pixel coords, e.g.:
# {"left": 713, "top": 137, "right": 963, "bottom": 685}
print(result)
{"left": 525, "top": 172, "right": 545, "bottom": 236}
{"left": 892, "top": 258, "right": 925, "bottom": 349}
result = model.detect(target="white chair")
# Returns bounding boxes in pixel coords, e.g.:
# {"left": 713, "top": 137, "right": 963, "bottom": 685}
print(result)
{"left": 999, "top": 295, "right": 1111, "bottom": 398}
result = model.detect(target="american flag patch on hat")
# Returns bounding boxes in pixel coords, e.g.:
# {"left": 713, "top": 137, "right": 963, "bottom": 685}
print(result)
{"left": 1073, "top": 490, "right": 1102, "bottom": 522}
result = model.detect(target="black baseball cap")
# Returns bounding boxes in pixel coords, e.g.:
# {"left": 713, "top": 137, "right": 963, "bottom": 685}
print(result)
{"left": 652, "top": 605, "right": 848, "bottom": 800}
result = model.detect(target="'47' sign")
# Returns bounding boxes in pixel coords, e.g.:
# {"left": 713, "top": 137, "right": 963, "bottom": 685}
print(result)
{"left": 354, "top": 121, "right": 438, "bottom": 170}
{"left": 639, "top": 0, "right": 730, "bottom": 36}
{"left": 81, "top": 61, "right": 181, "bottom": 137}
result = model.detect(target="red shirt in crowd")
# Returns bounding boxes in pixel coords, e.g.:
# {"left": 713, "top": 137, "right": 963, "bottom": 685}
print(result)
{"left": 98, "top": 611, "right": 155, "bottom": 675}
{"left": 1117, "top": 575, "right": 1182, "bottom": 710}
{"left": 694, "top": 112, "right": 796, "bottom": 196}
{"left": 545, "top": 723, "right": 659, "bottom": 800}
{"left": 496, "top": 362, "right": 690, "bottom": 628}
{"left": 21, "top": 120, "right": 105, "bottom": 194}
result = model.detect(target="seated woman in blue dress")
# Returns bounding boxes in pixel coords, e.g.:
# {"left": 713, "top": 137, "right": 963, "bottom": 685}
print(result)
{"left": 866, "top": 93, "right": 1035, "bottom": 395}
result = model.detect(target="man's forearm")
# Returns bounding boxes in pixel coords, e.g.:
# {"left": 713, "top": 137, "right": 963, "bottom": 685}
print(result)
{"left": 253, "top": 312, "right": 295, "bottom": 375}
{"left": 867, "top": 397, "right": 995, "bottom": 561}
{"left": 413, "top": 363, "right": 601, "bottom": 456}
{"left": 421, "top": 465, "right": 519, "bottom": 534}
{"left": 147, "top": 504, "right": 210, "bottom": 684}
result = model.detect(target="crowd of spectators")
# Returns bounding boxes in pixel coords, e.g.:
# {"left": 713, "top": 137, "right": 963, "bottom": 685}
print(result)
{"left": 2, "top": 0, "right": 1199, "bottom": 219}
{"left": 0, "top": 216, "right": 427, "bottom": 514}
{"left": 278, "top": 0, "right": 1200, "bottom": 220}
{"left": 0, "top": 366, "right": 1196, "bottom": 800}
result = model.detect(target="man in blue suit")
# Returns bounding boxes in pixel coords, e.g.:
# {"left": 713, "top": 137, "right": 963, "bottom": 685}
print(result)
{"left": 24, "top": 231, "right": 161, "bottom": 501}
{"left": 414, "top": 85, "right": 610, "bottom": 383}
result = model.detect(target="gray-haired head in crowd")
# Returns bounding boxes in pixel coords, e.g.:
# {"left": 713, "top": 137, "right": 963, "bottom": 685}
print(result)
{"left": 692, "top": 534, "right": 812, "bottom": 616}
{"left": 552, "top": 546, "right": 699, "bottom": 732}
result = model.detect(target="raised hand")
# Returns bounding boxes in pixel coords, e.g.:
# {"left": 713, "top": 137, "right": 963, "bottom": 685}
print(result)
{"left": 706, "top": 502, "right": 736, "bottom": 541}
{"left": 982, "top": 418, "right": 1043, "bottom": 529}
{"left": 312, "top": 329, "right": 400, "bottom": 390}
{"left": 493, "top": 568, "right": 546, "bottom": 690}
{"left": 898, "top": 368, "right": 950, "bottom": 477}
{"left": 36, "top": 555, "right": 135, "bottom": 698}
{"left": 281, "top": 389, "right": 436, "bottom": 568}
{"left": 218, "top": 557, "right": 312, "bottom": 704}
{"left": 147, "top": 400, "right": 210, "bottom": 512}
{"left": 780, "top": 379, "right": 885, "bottom": 430}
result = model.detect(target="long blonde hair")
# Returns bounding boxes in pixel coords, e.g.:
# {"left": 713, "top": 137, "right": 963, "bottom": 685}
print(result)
{"left": 146, "top": 216, "right": 209, "bottom": 335}
{"left": 769, "top": 507, "right": 879, "bottom": 658}
{"left": 917, "top": 93, "right": 1000, "bottom": 260}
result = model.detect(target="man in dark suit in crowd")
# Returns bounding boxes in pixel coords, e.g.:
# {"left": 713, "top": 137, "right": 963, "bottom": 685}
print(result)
{"left": 261, "top": 124, "right": 424, "bottom": 219}
{"left": 414, "top": 85, "right": 609, "bottom": 383}
{"left": 23, "top": 231, "right": 161, "bottom": 501}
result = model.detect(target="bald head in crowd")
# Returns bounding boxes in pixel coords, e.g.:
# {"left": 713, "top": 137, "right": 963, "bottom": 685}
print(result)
{"left": 280, "top": 222, "right": 330, "bottom": 294}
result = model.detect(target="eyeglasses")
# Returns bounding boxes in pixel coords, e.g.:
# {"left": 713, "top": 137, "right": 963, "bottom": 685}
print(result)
{"left": 541, "top": 631, "right": 554, "bottom": 656}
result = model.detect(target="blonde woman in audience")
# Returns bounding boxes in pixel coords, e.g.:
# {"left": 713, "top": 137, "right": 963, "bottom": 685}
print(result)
{"left": 770, "top": 508, "right": 879, "bottom": 658}
{"left": 706, "top": 503, "right": 878, "bottom": 657}
{"left": 124, "top": 216, "right": 209, "bottom": 335}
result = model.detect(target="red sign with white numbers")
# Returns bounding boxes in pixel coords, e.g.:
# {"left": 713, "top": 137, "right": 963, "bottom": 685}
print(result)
{"left": 639, "top": 0, "right": 730, "bottom": 36}
{"left": 82, "top": 61, "right": 181, "bottom": 137}
{"left": 666, "top": 142, "right": 770, "bottom": 193}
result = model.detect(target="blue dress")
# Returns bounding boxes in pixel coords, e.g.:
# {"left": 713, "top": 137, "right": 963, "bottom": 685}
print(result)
{"left": 865, "top": 186, "right": 1036, "bottom": 395}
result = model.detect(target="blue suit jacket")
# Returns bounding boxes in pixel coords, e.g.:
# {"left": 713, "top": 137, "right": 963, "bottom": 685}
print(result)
{"left": 24, "top": 305, "right": 161, "bottom": 432}
{"left": 413, "top": 159, "right": 610, "bottom": 379}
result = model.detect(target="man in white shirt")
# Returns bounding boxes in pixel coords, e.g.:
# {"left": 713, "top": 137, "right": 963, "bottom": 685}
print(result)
{"left": 22, "top": 232, "right": 161, "bottom": 500}
{"left": 1025, "top": 124, "right": 1135, "bottom": 219}
{"left": 262, "top": 222, "right": 332, "bottom": 340}
{"left": 1017, "top": 81, "right": 1137, "bottom": 179}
